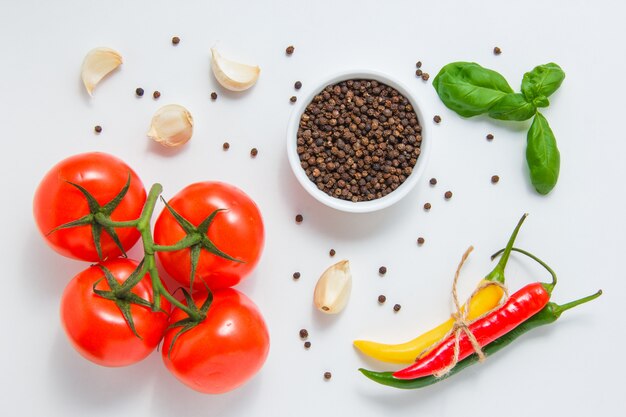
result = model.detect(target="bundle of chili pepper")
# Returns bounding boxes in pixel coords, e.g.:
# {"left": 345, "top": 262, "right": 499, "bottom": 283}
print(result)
{"left": 394, "top": 275, "right": 554, "bottom": 379}
{"left": 358, "top": 243, "right": 602, "bottom": 388}
{"left": 354, "top": 214, "right": 528, "bottom": 364}
{"left": 359, "top": 289, "right": 602, "bottom": 389}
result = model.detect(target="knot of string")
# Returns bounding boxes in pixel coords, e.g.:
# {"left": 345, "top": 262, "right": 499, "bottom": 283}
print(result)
{"left": 432, "top": 246, "right": 509, "bottom": 378}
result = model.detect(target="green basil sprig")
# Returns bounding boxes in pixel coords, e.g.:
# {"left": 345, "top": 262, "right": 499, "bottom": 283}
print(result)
{"left": 432, "top": 62, "right": 565, "bottom": 195}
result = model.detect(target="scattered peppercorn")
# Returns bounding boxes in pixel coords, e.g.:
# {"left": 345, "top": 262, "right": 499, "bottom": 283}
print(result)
{"left": 416, "top": 61, "right": 422, "bottom": 68}
{"left": 290, "top": 96, "right": 297, "bottom": 103}
{"left": 211, "top": 92, "right": 218, "bottom": 100}
{"left": 433, "top": 115, "right": 442, "bottom": 124}
{"left": 378, "top": 295, "right": 387, "bottom": 304}
{"left": 424, "top": 202, "right": 432, "bottom": 211}
{"left": 299, "top": 329, "right": 309, "bottom": 339}
{"left": 172, "top": 36, "right": 180, "bottom": 45}
{"left": 444, "top": 191, "right": 453, "bottom": 199}
{"left": 417, "top": 237, "right": 425, "bottom": 245}
{"left": 491, "top": 175, "right": 500, "bottom": 184}
{"left": 297, "top": 79, "right": 422, "bottom": 202}
{"left": 286, "top": 45, "right": 295, "bottom": 55}
{"left": 494, "top": 46, "right": 502, "bottom": 55}
{"left": 222, "top": 142, "right": 230, "bottom": 150}
{"left": 379, "top": 266, "right": 387, "bottom": 275}
{"left": 294, "top": 81, "right": 302, "bottom": 90}
{"left": 135, "top": 87, "right": 144, "bottom": 97}
{"left": 295, "top": 214, "right": 304, "bottom": 223}
{"left": 94, "top": 125, "right": 102, "bottom": 133}
{"left": 292, "top": 272, "right": 301, "bottom": 280}
{"left": 429, "top": 178, "right": 437, "bottom": 186}
{"left": 250, "top": 148, "right": 258, "bottom": 157}
{"left": 421, "top": 73, "right": 430, "bottom": 81}
{"left": 323, "top": 371, "right": 332, "bottom": 380}
{"left": 486, "top": 133, "right": 494, "bottom": 141}
{"left": 393, "top": 304, "right": 401, "bottom": 312}
{"left": 415, "top": 69, "right": 423, "bottom": 77}
{"left": 304, "top": 341, "right": 311, "bottom": 349}
{"left": 153, "top": 91, "right": 161, "bottom": 99}
{"left": 329, "top": 249, "right": 336, "bottom": 257}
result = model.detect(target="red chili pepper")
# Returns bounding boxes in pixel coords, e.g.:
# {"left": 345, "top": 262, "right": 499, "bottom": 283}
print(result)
{"left": 393, "top": 281, "right": 552, "bottom": 380}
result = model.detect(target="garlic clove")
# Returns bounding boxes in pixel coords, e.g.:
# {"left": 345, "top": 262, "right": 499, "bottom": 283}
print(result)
{"left": 147, "top": 104, "right": 194, "bottom": 147}
{"left": 81, "top": 47, "right": 123, "bottom": 96}
{"left": 314, "top": 260, "right": 352, "bottom": 314}
{"left": 210, "top": 48, "right": 260, "bottom": 91}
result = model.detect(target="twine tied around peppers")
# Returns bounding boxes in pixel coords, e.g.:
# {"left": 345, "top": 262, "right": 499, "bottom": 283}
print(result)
{"left": 433, "top": 246, "right": 509, "bottom": 378}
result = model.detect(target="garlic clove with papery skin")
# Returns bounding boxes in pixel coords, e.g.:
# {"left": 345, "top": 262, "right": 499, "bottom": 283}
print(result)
{"left": 147, "top": 104, "right": 194, "bottom": 148}
{"left": 314, "top": 260, "right": 352, "bottom": 314}
{"left": 210, "top": 48, "right": 260, "bottom": 92}
{"left": 81, "top": 47, "right": 123, "bottom": 96}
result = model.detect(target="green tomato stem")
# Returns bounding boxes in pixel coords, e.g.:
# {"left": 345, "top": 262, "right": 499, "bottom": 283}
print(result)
{"left": 153, "top": 234, "right": 202, "bottom": 252}
{"left": 93, "top": 214, "right": 139, "bottom": 228}
{"left": 147, "top": 260, "right": 202, "bottom": 320}
{"left": 101, "top": 182, "right": 203, "bottom": 320}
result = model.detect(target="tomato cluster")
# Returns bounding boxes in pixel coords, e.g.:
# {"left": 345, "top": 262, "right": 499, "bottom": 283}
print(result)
{"left": 33, "top": 152, "right": 269, "bottom": 394}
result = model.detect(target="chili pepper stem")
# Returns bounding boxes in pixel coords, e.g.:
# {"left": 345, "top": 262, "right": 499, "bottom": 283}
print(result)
{"left": 485, "top": 213, "right": 528, "bottom": 283}
{"left": 554, "top": 290, "right": 602, "bottom": 317}
{"left": 491, "top": 246, "right": 557, "bottom": 292}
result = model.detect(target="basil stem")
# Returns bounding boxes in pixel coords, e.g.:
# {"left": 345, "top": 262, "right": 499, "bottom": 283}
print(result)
{"left": 521, "top": 63, "right": 565, "bottom": 102}
{"left": 432, "top": 62, "right": 513, "bottom": 117}
{"left": 488, "top": 93, "right": 536, "bottom": 121}
{"left": 526, "top": 112, "right": 560, "bottom": 195}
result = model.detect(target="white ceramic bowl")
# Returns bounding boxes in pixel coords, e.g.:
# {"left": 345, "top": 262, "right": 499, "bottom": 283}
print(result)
{"left": 286, "top": 70, "right": 430, "bottom": 213}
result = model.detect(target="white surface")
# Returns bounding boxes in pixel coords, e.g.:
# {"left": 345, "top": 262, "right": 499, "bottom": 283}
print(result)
{"left": 1, "top": 0, "right": 624, "bottom": 416}
{"left": 286, "top": 69, "right": 431, "bottom": 213}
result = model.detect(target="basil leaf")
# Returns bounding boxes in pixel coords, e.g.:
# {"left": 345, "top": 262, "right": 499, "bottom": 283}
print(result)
{"left": 488, "top": 93, "right": 536, "bottom": 121}
{"left": 521, "top": 63, "right": 565, "bottom": 101}
{"left": 433, "top": 62, "right": 514, "bottom": 117}
{"left": 526, "top": 112, "right": 560, "bottom": 195}
{"left": 532, "top": 95, "right": 550, "bottom": 108}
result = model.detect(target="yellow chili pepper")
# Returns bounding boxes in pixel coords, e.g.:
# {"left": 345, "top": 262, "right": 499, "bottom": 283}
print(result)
{"left": 353, "top": 214, "right": 528, "bottom": 365}
{"left": 354, "top": 282, "right": 504, "bottom": 363}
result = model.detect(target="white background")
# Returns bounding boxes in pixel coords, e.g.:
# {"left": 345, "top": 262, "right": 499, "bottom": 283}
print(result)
{"left": 1, "top": 0, "right": 624, "bottom": 416}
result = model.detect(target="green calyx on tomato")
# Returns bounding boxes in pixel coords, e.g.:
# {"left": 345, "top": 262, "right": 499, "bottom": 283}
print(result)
{"left": 91, "top": 260, "right": 160, "bottom": 339}
{"left": 165, "top": 287, "right": 214, "bottom": 357}
{"left": 48, "top": 174, "right": 135, "bottom": 261}
{"left": 159, "top": 200, "right": 242, "bottom": 289}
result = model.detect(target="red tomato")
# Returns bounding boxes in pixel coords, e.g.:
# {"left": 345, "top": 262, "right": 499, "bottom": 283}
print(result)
{"left": 60, "top": 258, "right": 171, "bottom": 367}
{"left": 33, "top": 152, "right": 146, "bottom": 262}
{"left": 161, "top": 288, "right": 270, "bottom": 394}
{"left": 154, "top": 182, "right": 264, "bottom": 289}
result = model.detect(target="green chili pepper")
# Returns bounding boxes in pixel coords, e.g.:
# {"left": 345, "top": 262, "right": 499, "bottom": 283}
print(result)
{"left": 359, "top": 290, "right": 601, "bottom": 389}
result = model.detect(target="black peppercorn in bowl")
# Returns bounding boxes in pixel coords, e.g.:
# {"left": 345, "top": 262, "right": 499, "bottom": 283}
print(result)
{"left": 287, "top": 70, "right": 430, "bottom": 213}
